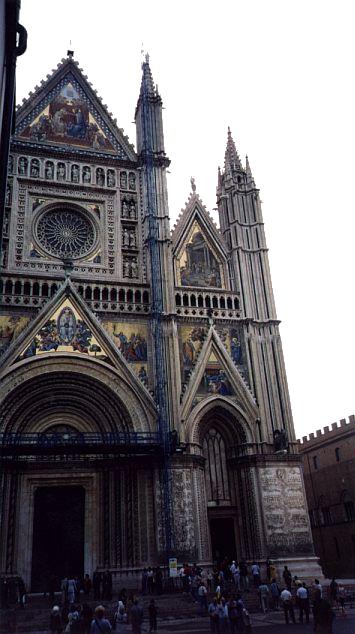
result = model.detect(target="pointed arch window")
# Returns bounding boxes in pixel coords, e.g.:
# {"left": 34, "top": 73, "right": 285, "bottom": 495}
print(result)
{"left": 203, "top": 427, "right": 230, "bottom": 503}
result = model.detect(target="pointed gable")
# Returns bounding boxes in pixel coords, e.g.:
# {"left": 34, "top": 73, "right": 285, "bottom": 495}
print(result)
{"left": 172, "top": 187, "right": 229, "bottom": 290}
{"left": 14, "top": 55, "right": 136, "bottom": 160}
{"left": 181, "top": 326, "right": 258, "bottom": 422}
{"left": 0, "top": 280, "right": 156, "bottom": 412}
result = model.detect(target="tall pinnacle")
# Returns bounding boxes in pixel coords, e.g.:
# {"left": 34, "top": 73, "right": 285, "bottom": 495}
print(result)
{"left": 245, "top": 154, "right": 255, "bottom": 185}
{"left": 224, "top": 127, "right": 242, "bottom": 172}
{"left": 139, "top": 53, "right": 157, "bottom": 98}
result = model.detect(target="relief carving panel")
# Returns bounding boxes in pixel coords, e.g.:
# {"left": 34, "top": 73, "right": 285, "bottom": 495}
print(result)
{"left": 259, "top": 466, "right": 314, "bottom": 556}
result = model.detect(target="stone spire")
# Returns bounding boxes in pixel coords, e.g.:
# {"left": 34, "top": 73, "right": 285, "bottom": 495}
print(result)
{"left": 245, "top": 154, "right": 255, "bottom": 186}
{"left": 224, "top": 127, "right": 243, "bottom": 173}
{"left": 139, "top": 53, "right": 157, "bottom": 98}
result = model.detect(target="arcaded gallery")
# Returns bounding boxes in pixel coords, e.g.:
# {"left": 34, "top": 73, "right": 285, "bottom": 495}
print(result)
{"left": 0, "top": 53, "right": 322, "bottom": 590}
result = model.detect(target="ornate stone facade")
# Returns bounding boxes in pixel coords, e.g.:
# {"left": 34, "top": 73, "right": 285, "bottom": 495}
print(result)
{"left": 0, "top": 53, "right": 322, "bottom": 590}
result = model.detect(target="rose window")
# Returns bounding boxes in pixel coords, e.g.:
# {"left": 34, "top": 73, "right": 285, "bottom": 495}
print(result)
{"left": 36, "top": 208, "right": 95, "bottom": 259}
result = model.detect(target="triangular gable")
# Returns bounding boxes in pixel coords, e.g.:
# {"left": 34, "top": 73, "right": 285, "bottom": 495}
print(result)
{"left": 172, "top": 192, "right": 229, "bottom": 290}
{"left": 14, "top": 55, "right": 136, "bottom": 160}
{"left": 172, "top": 191, "right": 227, "bottom": 257}
{"left": 0, "top": 280, "right": 156, "bottom": 412}
{"left": 181, "top": 326, "right": 258, "bottom": 421}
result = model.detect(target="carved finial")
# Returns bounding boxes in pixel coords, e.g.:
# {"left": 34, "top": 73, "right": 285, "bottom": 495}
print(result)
{"left": 190, "top": 176, "right": 196, "bottom": 193}
{"left": 67, "top": 50, "right": 74, "bottom": 58}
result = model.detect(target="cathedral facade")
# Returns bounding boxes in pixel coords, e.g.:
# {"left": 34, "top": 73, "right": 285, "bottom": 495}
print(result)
{"left": 0, "top": 53, "right": 321, "bottom": 590}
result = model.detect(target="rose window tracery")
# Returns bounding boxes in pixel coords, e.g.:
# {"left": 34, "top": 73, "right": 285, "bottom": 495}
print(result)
{"left": 36, "top": 208, "right": 95, "bottom": 259}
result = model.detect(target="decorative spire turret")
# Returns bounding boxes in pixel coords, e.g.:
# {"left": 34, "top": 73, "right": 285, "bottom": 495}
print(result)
{"left": 245, "top": 154, "right": 255, "bottom": 186}
{"left": 139, "top": 53, "right": 157, "bottom": 99}
{"left": 224, "top": 126, "right": 243, "bottom": 174}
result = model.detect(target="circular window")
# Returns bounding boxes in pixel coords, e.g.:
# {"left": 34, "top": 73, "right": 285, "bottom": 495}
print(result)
{"left": 36, "top": 207, "right": 96, "bottom": 259}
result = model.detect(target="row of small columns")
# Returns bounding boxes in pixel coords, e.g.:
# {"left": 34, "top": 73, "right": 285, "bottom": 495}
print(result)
{"left": 175, "top": 291, "right": 239, "bottom": 311}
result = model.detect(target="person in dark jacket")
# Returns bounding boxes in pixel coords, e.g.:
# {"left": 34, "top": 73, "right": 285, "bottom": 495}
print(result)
{"left": 313, "top": 590, "right": 335, "bottom": 634}
{"left": 148, "top": 599, "right": 158, "bottom": 632}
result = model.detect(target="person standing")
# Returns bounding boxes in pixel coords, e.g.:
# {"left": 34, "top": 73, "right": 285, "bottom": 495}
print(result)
{"left": 258, "top": 581, "right": 269, "bottom": 613}
{"left": 148, "top": 599, "right": 158, "bottom": 632}
{"left": 147, "top": 568, "right": 154, "bottom": 594}
{"left": 251, "top": 562, "right": 261, "bottom": 587}
{"left": 239, "top": 561, "right": 249, "bottom": 592}
{"left": 141, "top": 569, "right": 148, "bottom": 595}
{"left": 208, "top": 597, "right": 220, "bottom": 633}
{"left": 131, "top": 598, "right": 144, "bottom": 634}
{"left": 297, "top": 583, "right": 310, "bottom": 624}
{"left": 197, "top": 582, "right": 208, "bottom": 612}
{"left": 83, "top": 574, "right": 92, "bottom": 597}
{"left": 93, "top": 570, "right": 101, "bottom": 601}
{"left": 270, "top": 579, "right": 280, "bottom": 610}
{"left": 280, "top": 587, "right": 296, "bottom": 624}
{"left": 313, "top": 590, "right": 335, "bottom": 634}
{"left": 67, "top": 578, "right": 76, "bottom": 606}
{"left": 282, "top": 566, "right": 292, "bottom": 592}
{"left": 103, "top": 570, "right": 112, "bottom": 600}
{"left": 329, "top": 578, "right": 338, "bottom": 607}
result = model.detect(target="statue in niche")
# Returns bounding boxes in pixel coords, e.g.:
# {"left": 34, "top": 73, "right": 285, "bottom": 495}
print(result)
{"left": 8, "top": 156, "right": 13, "bottom": 174}
{"left": 1, "top": 246, "right": 7, "bottom": 268}
{"left": 57, "top": 163, "right": 66, "bottom": 180}
{"left": 122, "top": 227, "right": 130, "bottom": 247}
{"left": 129, "top": 172, "right": 136, "bottom": 190}
{"left": 82, "top": 166, "right": 91, "bottom": 183}
{"left": 45, "top": 162, "right": 54, "bottom": 179}
{"left": 122, "top": 200, "right": 129, "bottom": 218}
{"left": 107, "top": 169, "right": 116, "bottom": 187}
{"left": 71, "top": 164, "right": 79, "bottom": 183}
{"left": 18, "top": 157, "right": 28, "bottom": 175}
{"left": 96, "top": 168, "right": 105, "bottom": 186}
{"left": 273, "top": 429, "right": 288, "bottom": 452}
{"left": 3, "top": 212, "right": 9, "bottom": 236}
{"left": 131, "top": 258, "right": 138, "bottom": 278}
{"left": 129, "top": 230, "right": 136, "bottom": 247}
{"left": 120, "top": 171, "right": 127, "bottom": 189}
{"left": 31, "top": 160, "right": 40, "bottom": 178}
{"left": 123, "top": 259, "right": 130, "bottom": 277}
{"left": 5, "top": 184, "right": 12, "bottom": 206}
{"left": 129, "top": 200, "right": 136, "bottom": 219}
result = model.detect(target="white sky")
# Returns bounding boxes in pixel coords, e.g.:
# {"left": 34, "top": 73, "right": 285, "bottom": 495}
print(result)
{"left": 15, "top": 0, "right": 354, "bottom": 439}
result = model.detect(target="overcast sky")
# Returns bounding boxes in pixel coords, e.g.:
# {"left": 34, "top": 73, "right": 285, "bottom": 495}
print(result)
{"left": 15, "top": 0, "right": 354, "bottom": 439}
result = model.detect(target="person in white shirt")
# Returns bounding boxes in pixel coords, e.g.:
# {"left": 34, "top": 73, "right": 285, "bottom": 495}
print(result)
{"left": 280, "top": 588, "right": 296, "bottom": 624}
{"left": 296, "top": 583, "right": 310, "bottom": 624}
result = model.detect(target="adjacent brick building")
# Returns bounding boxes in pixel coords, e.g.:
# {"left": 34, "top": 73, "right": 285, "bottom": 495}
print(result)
{"left": 298, "top": 415, "right": 355, "bottom": 578}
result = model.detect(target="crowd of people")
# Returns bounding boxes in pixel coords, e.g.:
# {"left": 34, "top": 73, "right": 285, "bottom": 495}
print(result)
{"left": 1, "top": 561, "right": 350, "bottom": 633}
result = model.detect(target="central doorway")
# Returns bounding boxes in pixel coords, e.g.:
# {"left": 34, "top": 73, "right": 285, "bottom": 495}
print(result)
{"left": 209, "top": 517, "right": 236, "bottom": 563}
{"left": 31, "top": 486, "right": 85, "bottom": 591}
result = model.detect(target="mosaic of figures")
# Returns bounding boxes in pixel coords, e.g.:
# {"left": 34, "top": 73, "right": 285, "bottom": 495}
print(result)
{"left": 180, "top": 324, "right": 248, "bottom": 395}
{"left": 0, "top": 315, "right": 29, "bottom": 357}
{"left": 197, "top": 352, "right": 233, "bottom": 396}
{"left": 19, "top": 303, "right": 105, "bottom": 360}
{"left": 177, "top": 221, "right": 223, "bottom": 289}
{"left": 181, "top": 326, "right": 207, "bottom": 367}
{"left": 103, "top": 322, "right": 148, "bottom": 364}
{"left": 18, "top": 82, "right": 116, "bottom": 152}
